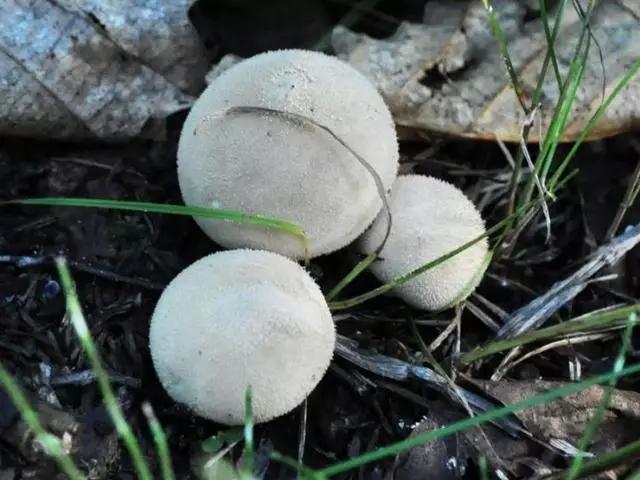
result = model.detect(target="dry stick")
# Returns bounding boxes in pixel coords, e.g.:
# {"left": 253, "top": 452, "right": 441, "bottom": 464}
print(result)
{"left": 334, "top": 336, "right": 527, "bottom": 438}
{"left": 497, "top": 223, "right": 640, "bottom": 339}
{"left": 487, "top": 225, "right": 640, "bottom": 380}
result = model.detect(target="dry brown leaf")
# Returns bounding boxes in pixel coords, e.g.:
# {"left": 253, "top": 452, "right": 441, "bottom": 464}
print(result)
{"left": 332, "top": 0, "right": 640, "bottom": 142}
{"left": 475, "top": 379, "right": 640, "bottom": 453}
{"left": 0, "top": 0, "right": 209, "bottom": 140}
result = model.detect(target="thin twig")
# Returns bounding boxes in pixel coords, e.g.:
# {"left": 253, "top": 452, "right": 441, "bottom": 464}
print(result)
{"left": 497, "top": 223, "right": 640, "bottom": 339}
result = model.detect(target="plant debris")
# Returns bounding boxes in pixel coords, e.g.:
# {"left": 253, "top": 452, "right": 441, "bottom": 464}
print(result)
{"left": 0, "top": 0, "right": 208, "bottom": 140}
{"left": 332, "top": 0, "right": 640, "bottom": 141}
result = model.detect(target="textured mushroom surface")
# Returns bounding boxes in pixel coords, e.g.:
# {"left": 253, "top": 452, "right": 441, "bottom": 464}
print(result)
{"left": 178, "top": 49, "right": 398, "bottom": 259}
{"left": 149, "top": 249, "right": 335, "bottom": 425}
{"left": 360, "top": 175, "right": 488, "bottom": 310}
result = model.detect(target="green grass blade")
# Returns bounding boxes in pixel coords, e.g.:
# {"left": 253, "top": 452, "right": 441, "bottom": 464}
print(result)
{"left": 627, "top": 463, "right": 640, "bottom": 480}
{"left": 142, "top": 402, "right": 175, "bottom": 480}
{"left": 517, "top": 0, "right": 594, "bottom": 211}
{"left": 7, "top": 197, "right": 309, "bottom": 258}
{"left": 325, "top": 253, "right": 377, "bottom": 302}
{"left": 0, "top": 363, "right": 85, "bottom": 480}
{"left": 56, "top": 257, "right": 153, "bottom": 480}
{"left": 539, "top": 30, "right": 591, "bottom": 182}
{"left": 242, "top": 387, "right": 254, "bottom": 480}
{"left": 478, "top": 457, "right": 490, "bottom": 480}
{"left": 315, "top": 361, "right": 640, "bottom": 477}
{"left": 539, "top": 0, "right": 564, "bottom": 88}
{"left": 328, "top": 206, "right": 521, "bottom": 310}
{"left": 270, "top": 451, "right": 325, "bottom": 480}
{"left": 549, "top": 56, "right": 640, "bottom": 191}
{"left": 565, "top": 312, "right": 637, "bottom": 480}
{"left": 506, "top": 0, "right": 567, "bottom": 217}
{"left": 551, "top": 438, "right": 640, "bottom": 478}
{"left": 459, "top": 304, "right": 640, "bottom": 366}
{"left": 482, "top": 0, "right": 530, "bottom": 113}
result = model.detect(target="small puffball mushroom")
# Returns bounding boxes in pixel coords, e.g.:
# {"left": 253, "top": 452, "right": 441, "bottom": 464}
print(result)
{"left": 149, "top": 249, "right": 335, "bottom": 425}
{"left": 360, "top": 175, "right": 488, "bottom": 311}
{"left": 178, "top": 49, "right": 398, "bottom": 259}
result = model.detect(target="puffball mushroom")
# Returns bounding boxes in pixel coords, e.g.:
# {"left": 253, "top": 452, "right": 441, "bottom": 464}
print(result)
{"left": 149, "top": 249, "right": 335, "bottom": 425}
{"left": 178, "top": 49, "right": 398, "bottom": 259}
{"left": 360, "top": 175, "right": 488, "bottom": 311}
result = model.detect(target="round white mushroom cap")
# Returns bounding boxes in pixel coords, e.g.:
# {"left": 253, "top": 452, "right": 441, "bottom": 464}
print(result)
{"left": 149, "top": 249, "right": 335, "bottom": 425}
{"left": 178, "top": 49, "right": 398, "bottom": 259}
{"left": 360, "top": 175, "right": 488, "bottom": 311}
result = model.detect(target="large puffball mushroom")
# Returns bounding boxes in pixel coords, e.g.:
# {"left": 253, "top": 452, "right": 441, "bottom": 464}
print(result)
{"left": 360, "top": 175, "right": 489, "bottom": 311}
{"left": 149, "top": 249, "right": 335, "bottom": 425}
{"left": 178, "top": 49, "right": 398, "bottom": 259}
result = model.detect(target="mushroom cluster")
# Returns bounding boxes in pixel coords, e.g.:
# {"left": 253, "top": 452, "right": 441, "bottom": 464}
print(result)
{"left": 151, "top": 49, "right": 490, "bottom": 426}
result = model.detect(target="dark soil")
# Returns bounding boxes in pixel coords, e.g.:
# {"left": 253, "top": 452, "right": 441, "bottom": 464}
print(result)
{"left": 2, "top": 1, "right": 640, "bottom": 479}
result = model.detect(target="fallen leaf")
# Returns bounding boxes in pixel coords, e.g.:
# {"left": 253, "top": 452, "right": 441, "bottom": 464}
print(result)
{"left": 0, "top": 0, "right": 208, "bottom": 140}
{"left": 332, "top": 0, "right": 640, "bottom": 142}
{"left": 475, "top": 379, "right": 640, "bottom": 452}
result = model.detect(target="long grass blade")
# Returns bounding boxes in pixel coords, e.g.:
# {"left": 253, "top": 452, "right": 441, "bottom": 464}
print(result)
{"left": 0, "top": 364, "right": 85, "bottom": 480}
{"left": 242, "top": 387, "right": 254, "bottom": 480}
{"left": 459, "top": 304, "right": 640, "bottom": 366}
{"left": 314, "top": 361, "right": 640, "bottom": 477}
{"left": 56, "top": 257, "right": 153, "bottom": 480}
{"left": 325, "top": 254, "right": 377, "bottom": 302}
{"left": 565, "top": 313, "right": 637, "bottom": 480}
{"left": 482, "top": 0, "right": 530, "bottom": 113}
{"left": 142, "top": 402, "right": 175, "bottom": 480}
{"left": 7, "top": 197, "right": 309, "bottom": 258}
{"left": 328, "top": 205, "right": 522, "bottom": 310}
{"left": 548, "top": 56, "right": 640, "bottom": 191}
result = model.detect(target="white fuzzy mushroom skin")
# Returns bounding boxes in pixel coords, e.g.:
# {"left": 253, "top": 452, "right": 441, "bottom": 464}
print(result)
{"left": 360, "top": 175, "right": 488, "bottom": 311}
{"left": 178, "top": 49, "right": 398, "bottom": 259}
{"left": 149, "top": 249, "right": 335, "bottom": 425}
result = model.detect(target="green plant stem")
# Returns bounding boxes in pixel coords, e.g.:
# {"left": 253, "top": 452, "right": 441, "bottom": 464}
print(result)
{"left": 242, "top": 387, "right": 254, "bottom": 479}
{"left": 325, "top": 254, "right": 377, "bottom": 302}
{"left": 548, "top": 56, "right": 640, "bottom": 191}
{"left": 506, "top": 1, "right": 595, "bottom": 255}
{"left": 565, "top": 312, "right": 636, "bottom": 480}
{"left": 142, "top": 402, "right": 175, "bottom": 480}
{"left": 0, "top": 364, "right": 85, "bottom": 480}
{"left": 506, "top": 0, "right": 567, "bottom": 217}
{"left": 56, "top": 258, "right": 153, "bottom": 480}
{"left": 315, "top": 362, "right": 640, "bottom": 477}
{"left": 482, "top": 0, "right": 530, "bottom": 114}
{"left": 549, "top": 438, "right": 640, "bottom": 479}
{"left": 539, "top": 0, "right": 564, "bottom": 88}
{"left": 7, "top": 197, "right": 309, "bottom": 259}
{"left": 328, "top": 205, "right": 524, "bottom": 311}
